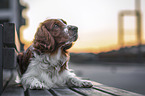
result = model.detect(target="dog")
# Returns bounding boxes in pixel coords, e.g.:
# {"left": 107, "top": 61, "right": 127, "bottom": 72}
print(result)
{"left": 17, "top": 19, "right": 93, "bottom": 90}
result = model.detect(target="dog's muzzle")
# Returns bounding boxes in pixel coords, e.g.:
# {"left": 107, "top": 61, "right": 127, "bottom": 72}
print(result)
{"left": 67, "top": 25, "right": 78, "bottom": 41}
{"left": 69, "top": 26, "right": 78, "bottom": 33}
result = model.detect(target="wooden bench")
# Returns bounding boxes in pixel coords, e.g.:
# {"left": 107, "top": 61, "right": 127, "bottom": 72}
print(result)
{"left": 0, "top": 23, "right": 20, "bottom": 95}
{"left": 0, "top": 23, "right": 144, "bottom": 96}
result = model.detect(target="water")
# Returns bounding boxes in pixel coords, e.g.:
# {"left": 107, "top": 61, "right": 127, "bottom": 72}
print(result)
{"left": 69, "top": 63, "right": 145, "bottom": 95}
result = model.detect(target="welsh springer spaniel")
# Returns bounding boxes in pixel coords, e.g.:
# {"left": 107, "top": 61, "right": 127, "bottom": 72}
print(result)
{"left": 17, "top": 19, "right": 92, "bottom": 90}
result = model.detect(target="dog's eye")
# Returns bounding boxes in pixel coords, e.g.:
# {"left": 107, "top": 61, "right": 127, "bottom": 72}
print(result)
{"left": 53, "top": 24, "right": 59, "bottom": 29}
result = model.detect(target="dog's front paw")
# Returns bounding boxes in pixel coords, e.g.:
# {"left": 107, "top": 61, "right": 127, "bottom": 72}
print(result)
{"left": 69, "top": 78, "right": 93, "bottom": 88}
{"left": 30, "top": 78, "right": 47, "bottom": 89}
{"left": 81, "top": 80, "right": 93, "bottom": 88}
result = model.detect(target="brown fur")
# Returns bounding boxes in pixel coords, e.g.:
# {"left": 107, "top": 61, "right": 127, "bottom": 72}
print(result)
{"left": 17, "top": 46, "right": 34, "bottom": 74}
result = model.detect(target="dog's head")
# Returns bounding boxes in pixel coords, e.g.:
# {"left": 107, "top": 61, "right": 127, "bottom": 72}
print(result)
{"left": 33, "top": 19, "right": 78, "bottom": 53}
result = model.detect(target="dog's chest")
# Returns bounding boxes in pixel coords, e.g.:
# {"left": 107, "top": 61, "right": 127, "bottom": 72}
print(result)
{"left": 31, "top": 51, "right": 68, "bottom": 74}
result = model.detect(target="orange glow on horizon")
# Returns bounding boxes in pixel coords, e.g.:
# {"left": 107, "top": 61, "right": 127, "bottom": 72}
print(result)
{"left": 21, "top": 36, "right": 141, "bottom": 54}
{"left": 20, "top": 0, "right": 145, "bottom": 53}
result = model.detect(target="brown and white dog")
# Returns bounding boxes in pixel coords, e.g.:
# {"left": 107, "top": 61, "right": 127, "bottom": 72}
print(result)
{"left": 17, "top": 19, "right": 92, "bottom": 90}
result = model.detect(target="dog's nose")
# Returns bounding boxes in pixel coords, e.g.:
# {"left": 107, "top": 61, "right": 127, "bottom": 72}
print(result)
{"left": 68, "top": 25, "right": 78, "bottom": 32}
{"left": 72, "top": 26, "right": 78, "bottom": 32}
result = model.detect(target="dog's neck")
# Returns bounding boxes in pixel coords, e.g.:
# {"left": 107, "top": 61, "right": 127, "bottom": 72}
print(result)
{"left": 32, "top": 47, "right": 68, "bottom": 69}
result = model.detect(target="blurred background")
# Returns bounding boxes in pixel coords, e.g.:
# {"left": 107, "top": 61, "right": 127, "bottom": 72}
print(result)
{"left": 0, "top": 0, "right": 145, "bottom": 95}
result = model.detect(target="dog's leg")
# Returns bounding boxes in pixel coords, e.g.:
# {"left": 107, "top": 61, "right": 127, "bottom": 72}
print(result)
{"left": 67, "top": 77, "right": 93, "bottom": 88}
{"left": 21, "top": 77, "right": 48, "bottom": 90}
{"left": 29, "top": 78, "right": 47, "bottom": 89}
{"left": 63, "top": 70, "right": 93, "bottom": 88}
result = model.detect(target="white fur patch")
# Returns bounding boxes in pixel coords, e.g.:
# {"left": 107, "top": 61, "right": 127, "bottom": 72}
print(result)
{"left": 64, "top": 27, "right": 69, "bottom": 34}
{"left": 15, "top": 75, "right": 21, "bottom": 83}
{"left": 20, "top": 48, "right": 75, "bottom": 90}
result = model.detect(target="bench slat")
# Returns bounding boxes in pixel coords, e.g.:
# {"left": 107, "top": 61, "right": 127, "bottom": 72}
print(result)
{"left": 27, "top": 89, "right": 53, "bottom": 96}
{"left": 0, "top": 68, "right": 2, "bottom": 95}
{"left": 0, "top": 24, "right": 3, "bottom": 95}
{"left": 93, "top": 84, "right": 144, "bottom": 96}
{"left": 3, "top": 23, "right": 20, "bottom": 52}
{"left": 51, "top": 88, "right": 82, "bottom": 96}
{"left": 3, "top": 70, "right": 13, "bottom": 91}
{"left": 2, "top": 86, "right": 24, "bottom": 96}
{"left": 3, "top": 48, "right": 17, "bottom": 69}
{"left": 70, "top": 88, "right": 112, "bottom": 96}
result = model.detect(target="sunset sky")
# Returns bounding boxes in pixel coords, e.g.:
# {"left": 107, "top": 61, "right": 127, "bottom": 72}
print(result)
{"left": 21, "top": 0, "right": 145, "bottom": 53}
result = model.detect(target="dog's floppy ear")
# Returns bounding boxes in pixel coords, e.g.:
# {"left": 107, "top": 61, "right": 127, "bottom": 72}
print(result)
{"left": 33, "top": 25, "right": 55, "bottom": 53}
